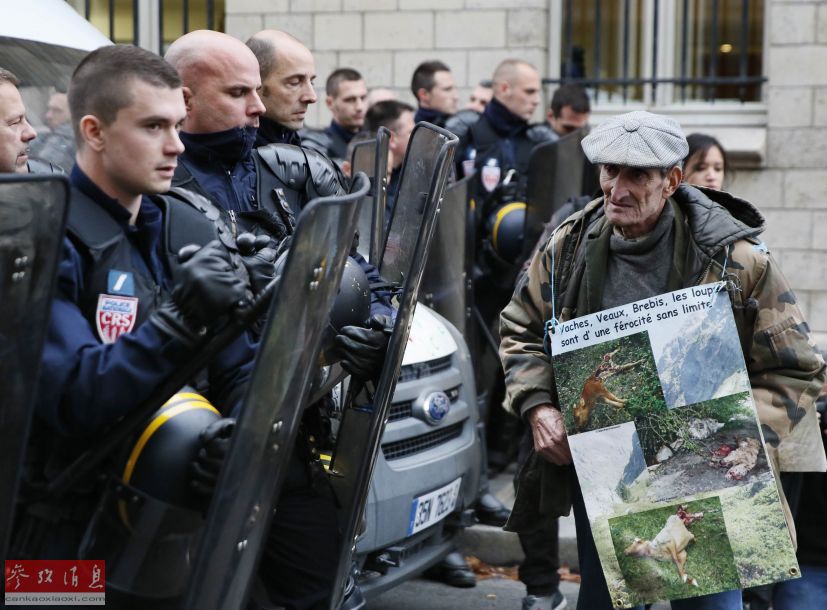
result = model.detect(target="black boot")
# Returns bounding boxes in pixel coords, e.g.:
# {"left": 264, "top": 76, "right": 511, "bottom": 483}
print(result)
{"left": 424, "top": 551, "right": 476, "bottom": 588}
{"left": 475, "top": 492, "right": 510, "bottom": 527}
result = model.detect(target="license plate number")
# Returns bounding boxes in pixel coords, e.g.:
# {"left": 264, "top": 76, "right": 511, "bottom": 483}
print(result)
{"left": 407, "top": 477, "right": 462, "bottom": 536}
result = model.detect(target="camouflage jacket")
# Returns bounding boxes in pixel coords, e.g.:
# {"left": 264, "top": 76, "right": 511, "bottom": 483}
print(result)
{"left": 499, "top": 184, "right": 827, "bottom": 530}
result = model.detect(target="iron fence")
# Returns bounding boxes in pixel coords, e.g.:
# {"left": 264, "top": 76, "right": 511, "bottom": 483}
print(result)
{"left": 549, "top": 0, "right": 766, "bottom": 104}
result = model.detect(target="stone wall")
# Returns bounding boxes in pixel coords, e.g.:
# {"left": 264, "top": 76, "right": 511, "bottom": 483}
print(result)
{"left": 226, "top": 0, "right": 827, "bottom": 345}
{"left": 225, "top": 0, "right": 549, "bottom": 127}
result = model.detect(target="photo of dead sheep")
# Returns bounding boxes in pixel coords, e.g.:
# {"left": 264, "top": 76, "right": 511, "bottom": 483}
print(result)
{"left": 609, "top": 497, "right": 740, "bottom": 605}
{"left": 554, "top": 331, "right": 666, "bottom": 435}
{"left": 633, "top": 391, "right": 770, "bottom": 503}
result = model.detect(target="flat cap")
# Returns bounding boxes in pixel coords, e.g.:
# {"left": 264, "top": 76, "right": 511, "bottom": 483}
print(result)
{"left": 581, "top": 111, "right": 688, "bottom": 168}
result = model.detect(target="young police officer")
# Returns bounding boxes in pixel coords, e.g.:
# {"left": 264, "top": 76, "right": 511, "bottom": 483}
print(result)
{"left": 18, "top": 45, "right": 256, "bottom": 607}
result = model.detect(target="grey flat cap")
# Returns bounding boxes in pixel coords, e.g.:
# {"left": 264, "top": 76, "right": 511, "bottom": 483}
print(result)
{"left": 581, "top": 111, "right": 688, "bottom": 168}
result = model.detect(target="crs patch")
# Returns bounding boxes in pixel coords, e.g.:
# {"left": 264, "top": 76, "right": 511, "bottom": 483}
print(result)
{"left": 481, "top": 160, "right": 501, "bottom": 193}
{"left": 96, "top": 294, "right": 139, "bottom": 344}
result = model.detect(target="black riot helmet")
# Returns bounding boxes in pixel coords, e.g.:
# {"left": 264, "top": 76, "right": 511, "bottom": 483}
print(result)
{"left": 485, "top": 201, "right": 526, "bottom": 265}
{"left": 119, "top": 391, "right": 220, "bottom": 522}
{"left": 318, "top": 256, "right": 371, "bottom": 366}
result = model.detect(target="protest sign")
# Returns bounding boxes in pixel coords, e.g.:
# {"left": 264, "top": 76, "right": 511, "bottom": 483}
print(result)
{"left": 551, "top": 282, "right": 798, "bottom": 608}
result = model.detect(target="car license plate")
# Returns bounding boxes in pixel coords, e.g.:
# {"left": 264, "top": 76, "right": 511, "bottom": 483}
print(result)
{"left": 407, "top": 477, "right": 462, "bottom": 536}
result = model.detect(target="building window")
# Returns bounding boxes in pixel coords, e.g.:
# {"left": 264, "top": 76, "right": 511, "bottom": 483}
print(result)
{"left": 556, "top": 0, "right": 765, "bottom": 106}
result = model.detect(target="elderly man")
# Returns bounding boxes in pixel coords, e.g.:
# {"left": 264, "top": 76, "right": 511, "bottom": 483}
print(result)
{"left": 0, "top": 68, "right": 37, "bottom": 173}
{"left": 301, "top": 67, "right": 367, "bottom": 162}
{"left": 500, "top": 111, "right": 826, "bottom": 610}
{"left": 411, "top": 60, "right": 459, "bottom": 127}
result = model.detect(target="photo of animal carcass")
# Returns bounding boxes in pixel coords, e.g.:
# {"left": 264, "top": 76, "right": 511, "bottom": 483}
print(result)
{"left": 553, "top": 331, "right": 666, "bottom": 434}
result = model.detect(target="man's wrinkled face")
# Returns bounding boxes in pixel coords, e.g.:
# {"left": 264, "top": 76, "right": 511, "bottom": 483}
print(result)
{"left": 184, "top": 50, "right": 264, "bottom": 133}
{"left": 45, "top": 92, "right": 71, "bottom": 130}
{"left": 548, "top": 105, "right": 589, "bottom": 137}
{"left": 422, "top": 70, "right": 458, "bottom": 115}
{"left": 328, "top": 79, "right": 367, "bottom": 131}
{"left": 260, "top": 46, "right": 317, "bottom": 130}
{"left": 101, "top": 81, "right": 186, "bottom": 196}
{"left": 389, "top": 110, "right": 414, "bottom": 170}
{"left": 599, "top": 164, "right": 681, "bottom": 238}
{"left": 499, "top": 67, "right": 541, "bottom": 121}
{"left": 0, "top": 82, "right": 36, "bottom": 173}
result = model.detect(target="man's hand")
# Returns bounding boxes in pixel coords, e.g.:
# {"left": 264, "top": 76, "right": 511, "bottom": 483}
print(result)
{"left": 236, "top": 232, "right": 278, "bottom": 296}
{"left": 527, "top": 404, "right": 572, "bottom": 465}
{"left": 173, "top": 240, "right": 248, "bottom": 325}
{"left": 190, "top": 417, "right": 235, "bottom": 503}
{"left": 335, "top": 314, "right": 393, "bottom": 381}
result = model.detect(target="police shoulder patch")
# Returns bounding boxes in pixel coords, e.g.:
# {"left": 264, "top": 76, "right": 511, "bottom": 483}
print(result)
{"left": 96, "top": 294, "right": 139, "bottom": 344}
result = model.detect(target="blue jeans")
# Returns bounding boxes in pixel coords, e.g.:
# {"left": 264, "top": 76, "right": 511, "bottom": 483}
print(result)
{"left": 571, "top": 476, "right": 743, "bottom": 610}
{"left": 771, "top": 564, "right": 827, "bottom": 610}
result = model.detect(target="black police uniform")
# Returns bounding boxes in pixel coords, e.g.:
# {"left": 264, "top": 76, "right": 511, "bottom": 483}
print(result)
{"left": 15, "top": 166, "right": 255, "bottom": 608}
{"left": 174, "top": 125, "right": 372, "bottom": 610}
{"left": 300, "top": 121, "right": 355, "bottom": 162}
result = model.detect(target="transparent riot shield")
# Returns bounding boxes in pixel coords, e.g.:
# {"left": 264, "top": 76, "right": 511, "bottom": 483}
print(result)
{"left": 350, "top": 127, "right": 390, "bottom": 264}
{"left": 0, "top": 175, "right": 69, "bottom": 560}
{"left": 180, "top": 175, "right": 369, "bottom": 610}
{"left": 521, "top": 127, "right": 599, "bottom": 259}
{"left": 419, "top": 175, "right": 471, "bottom": 336}
{"left": 328, "top": 123, "right": 458, "bottom": 610}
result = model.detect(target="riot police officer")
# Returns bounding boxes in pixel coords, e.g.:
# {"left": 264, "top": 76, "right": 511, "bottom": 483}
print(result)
{"left": 300, "top": 68, "right": 368, "bottom": 163}
{"left": 0, "top": 68, "right": 37, "bottom": 173}
{"left": 165, "top": 30, "right": 388, "bottom": 609}
{"left": 15, "top": 45, "right": 257, "bottom": 608}
{"left": 411, "top": 60, "right": 459, "bottom": 127}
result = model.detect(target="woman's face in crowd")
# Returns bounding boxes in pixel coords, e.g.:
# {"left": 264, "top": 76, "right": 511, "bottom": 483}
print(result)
{"left": 684, "top": 145, "right": 725, "bottom": 191}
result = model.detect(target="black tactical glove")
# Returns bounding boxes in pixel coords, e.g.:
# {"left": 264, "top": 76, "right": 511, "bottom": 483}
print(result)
{"left": 150, "top": 241, "right": 248, "bottom": 345}
{"left": 334, "top": 314, "right": 393, "bottom": 381}
{"left": 190, "top": 417, "right": 235, "bottom": 502}
{"left": 173, "top": 240, "right": 249, "bottom": 325}
{"left": 236, "top": 232, "right": 278, "bottom": 296}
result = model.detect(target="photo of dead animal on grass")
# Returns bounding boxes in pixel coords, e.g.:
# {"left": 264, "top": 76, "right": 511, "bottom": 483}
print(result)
{"left": 609, "top": 497, "right": 740, "bottom": 605}
{"left": 633, "top": 392, "right": 770, "bottom": 503}
{"left": 554, "top": 332, "right": 666, "bottom": 435}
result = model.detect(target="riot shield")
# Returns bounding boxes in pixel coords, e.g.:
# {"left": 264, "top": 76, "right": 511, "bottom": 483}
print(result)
{"left": 181, "top": 175, "right": 369, "bottom": 610}
{"left": 521, "top": 127, "right": 599, "bottom": 259}
{"left": 350, "top": 127, "right": 390, "bottom": 265}
{"left": 0, "top": 175, "right": 68, "bottom": 560}
{"left": 328, "top": 123, "right": 458, "bottom": 610}
{"left": 419, "top": 174, "right": 471, "bottom": 335}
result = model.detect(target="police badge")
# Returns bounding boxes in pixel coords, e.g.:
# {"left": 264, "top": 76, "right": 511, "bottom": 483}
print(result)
{"left": 96, "top": 294, "right": 138, "bottom": 344}
{"left": 481, "top": 158, "right": 501, "bottom": 193}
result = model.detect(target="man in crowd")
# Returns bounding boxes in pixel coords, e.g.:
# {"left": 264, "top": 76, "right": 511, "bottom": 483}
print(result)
{"left": 31, "top": 89, "right": 76, "bottom": 169}
{"left": 364, "top": 99, "right": 415, "bottom": 219}
{"left": 165, "top": 29, "right": 389, "bottom": 609}
{"left": 466, "top": 80, "right": 493, "bottom": 113}
{"left": 545, "top": 83, "right": 590, "bottom": 140}
{"left": 366, "top": 86, "right": 396, "bottom": 109}
{"left": 301, "top": 67, "right": 367, "bottom": 163}
{"left": 411, "top": 60, "right": 458, "bottom": 127}
{"left": 17, "top": 44, "right": 256, "bottom": 609}
{"left": 0, "top": 68, "right": 37, "bottom": 173}
{"left": 239, "top": 29, "right": 317, "bottom": 147}
{"left": 500, "top": 110, "right": 826, "bottom": 610}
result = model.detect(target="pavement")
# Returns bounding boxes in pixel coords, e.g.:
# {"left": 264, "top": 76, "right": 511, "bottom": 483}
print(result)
{"left": 365, "top": 466, "right": 676, "bottom": 609}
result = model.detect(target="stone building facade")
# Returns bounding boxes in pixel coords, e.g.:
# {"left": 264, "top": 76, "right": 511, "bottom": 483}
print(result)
{"left": 224, "top": 0, "right": 827, "bottom": 345}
